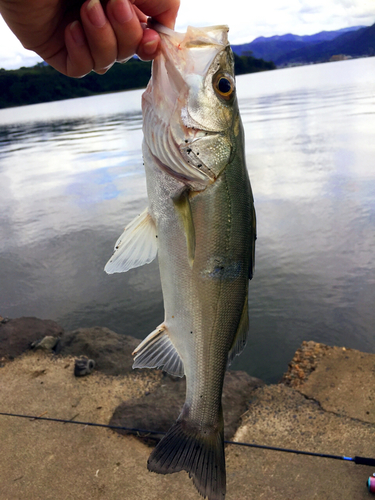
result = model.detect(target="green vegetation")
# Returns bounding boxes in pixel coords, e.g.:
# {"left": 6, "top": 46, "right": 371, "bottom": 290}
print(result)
{"left": 0, "top": 59, "right": 152, "bottom": 109}
{"left": 233, "top": 52, "right": 276, "bottom": 75}
{"left": 0, "top": 54, "right": 275, "bottom": 109}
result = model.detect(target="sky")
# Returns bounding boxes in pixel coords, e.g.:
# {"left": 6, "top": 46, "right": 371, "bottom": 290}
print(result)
{"left": 0, "top": 0, "right": 374, "bottom": 69}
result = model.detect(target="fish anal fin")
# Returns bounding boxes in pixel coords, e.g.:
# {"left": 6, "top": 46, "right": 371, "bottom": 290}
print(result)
{"left": 104, "top": 207, "right": 158, "bottom": 274}
{"left": 173, "top": 191, "right": 196, "bottom": 267}
{"left": 148, "top": 406, "right": 226, "bottom": 500}
{"left": 227, "top": 292, "right": 249, "bottom": 367}
{"left": 132, "top": 323, "right": 184, "bottom": 377}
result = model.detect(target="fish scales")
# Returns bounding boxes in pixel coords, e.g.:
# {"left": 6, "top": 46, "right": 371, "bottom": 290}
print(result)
{"left": 105, "top": 22, "right": 256, "bottom": 500}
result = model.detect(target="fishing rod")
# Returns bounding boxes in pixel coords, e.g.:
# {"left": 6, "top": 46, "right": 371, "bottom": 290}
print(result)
{"left": 1, "top": 411, "right": 375, "bottom": 492}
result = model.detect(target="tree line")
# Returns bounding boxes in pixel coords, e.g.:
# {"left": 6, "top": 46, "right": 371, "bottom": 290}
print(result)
{"left": 0, "top": 54, "right": 275, "bottom": 109}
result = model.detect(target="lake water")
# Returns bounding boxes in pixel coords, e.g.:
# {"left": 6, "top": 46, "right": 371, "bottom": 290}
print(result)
{"left": 0, "top": 57, "right": 374, "bottom": 383}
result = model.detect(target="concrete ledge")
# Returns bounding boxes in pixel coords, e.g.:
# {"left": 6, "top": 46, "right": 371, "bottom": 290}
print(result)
{"left": 282, "top": 340, "right": 375, "bottom": 424}
{"left": 0, "top": 331, "right": 374, "bottom": 499}
{"left": 228, "top": 384, "right": 374, "bottom": 500}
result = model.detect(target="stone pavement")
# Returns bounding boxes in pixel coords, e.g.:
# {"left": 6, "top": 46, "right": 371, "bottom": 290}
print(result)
{"left": 0, "top": 341, "right": 374, "bottom": 500}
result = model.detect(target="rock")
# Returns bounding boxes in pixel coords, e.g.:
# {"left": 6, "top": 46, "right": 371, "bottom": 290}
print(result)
{"left": 0, "top": 317, "right": 64, "bottom": 359}
{"left": 282, "top": 341, "right": 375, "bottom": 424}
{"left": 109, "top": 370, "right": 264, "bottom": 444}
{"left": 281, "top": 340, "right": 331, "bottom": 387}
{"left": 31, "top": 335, "right": 59, "bottom": 351}
{"left": 55, "top": 326, "right": 141, "bottom": 376}
{"left": 74, "top": 357, "right": 95, "bottom": 377}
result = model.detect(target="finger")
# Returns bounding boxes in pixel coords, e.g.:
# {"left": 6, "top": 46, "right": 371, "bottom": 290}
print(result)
{"left": 136, "top": 27, "right": 160, "bottom": 61}
{"left": 80, "top": 0, "right": 118, "bottom": 74}
{"left": 131, "top": 4, "right": 148, "bottom": 24}
{"left": 105, "top": 0, "right": 144, "bottom": 62}
{"left": 64, "top": 21, "right": 94, "bottom": 78}
{"left": 133, "top": 0, "right": 180, "bottom": 29}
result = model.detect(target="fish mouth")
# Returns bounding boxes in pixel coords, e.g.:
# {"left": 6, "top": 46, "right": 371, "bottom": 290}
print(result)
{"left": 148, "top": 20, "right": 229, "bottom": 47}
{"left": 149, "top": 20, "right": 229, "bottom": 79}
{"left": 147, "top": 21, "right": 231, "bottom": 136}
{"left": 142, "top": 21, "right": 232, "bottom": 185}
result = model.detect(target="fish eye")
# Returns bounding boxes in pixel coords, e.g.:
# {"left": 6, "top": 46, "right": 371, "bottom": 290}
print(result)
{"left": 213, "top": 74, "right": 235, "bottom": 101}
{"left": 218, "top": 78, "right": 231, "bottom": 94}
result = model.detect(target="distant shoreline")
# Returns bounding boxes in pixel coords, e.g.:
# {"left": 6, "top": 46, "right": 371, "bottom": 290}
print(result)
{"left": 0, "top": 53, "right": 275, "bottom": 110}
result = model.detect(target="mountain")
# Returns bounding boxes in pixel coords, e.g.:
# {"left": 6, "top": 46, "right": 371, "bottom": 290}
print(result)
{"left": 274, "top": 23, "right": 375, "bottom": 66}
{"left": 232, "top": 24, "right": 372, "bottom": 65}
{"left": 250, "top": 26, "right": 366, "bottom": 45}
{"left": 233, "top": 39, "right": 306, "bottom": 62}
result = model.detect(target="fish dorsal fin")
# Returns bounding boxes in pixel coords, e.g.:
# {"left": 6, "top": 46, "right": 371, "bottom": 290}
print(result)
{"left": 227, "top": 292, "right": 249, "bottom": 367}
{"left": 104, "top": 207, "right": 158, "bottom": 274}
{"left": 132, "top": 323, "right": 185, "bottom": 377}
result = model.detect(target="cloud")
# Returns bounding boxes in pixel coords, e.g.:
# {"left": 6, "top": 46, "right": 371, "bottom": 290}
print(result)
{"left": 0, "top": 51, "right": 43, "bottom": 70}
{"left": 0, "top": 0, "right": 374, "bottom": 68}
{"left": 175, "top": 0, "right": 374, "bottom": 43}
{"left": 0, "top": 16, "right": 43, "bottom": 69}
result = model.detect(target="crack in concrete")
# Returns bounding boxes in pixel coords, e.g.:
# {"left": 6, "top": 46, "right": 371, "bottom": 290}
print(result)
{"left": 296, "top": 389, "right": 375, "bottom": 427}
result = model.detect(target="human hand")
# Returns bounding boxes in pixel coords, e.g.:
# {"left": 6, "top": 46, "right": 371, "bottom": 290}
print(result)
{"left": 0, "top": 0, "right": 180, "bottom": 77}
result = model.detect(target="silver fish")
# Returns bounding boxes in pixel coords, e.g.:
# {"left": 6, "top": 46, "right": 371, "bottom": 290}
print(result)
{"left": 105, "top": 22, "right": 256, "bottom": 500}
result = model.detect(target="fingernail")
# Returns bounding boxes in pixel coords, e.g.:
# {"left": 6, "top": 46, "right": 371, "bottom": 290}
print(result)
{"left": 112, "top": 0, "right": 134, "bottom": 24}
{"left": 87, "top": 0, "right": 106, "bottom": 28}
{"left": 70, "top": 21, "right": 86, "bottom": 46}
{"left": 143, "top": 39, "right": 159, "bottom": 56}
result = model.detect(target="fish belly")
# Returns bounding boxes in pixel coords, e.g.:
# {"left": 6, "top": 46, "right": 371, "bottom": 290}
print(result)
{"left": 144, "top": 140, "right": 253, "bottom": 500}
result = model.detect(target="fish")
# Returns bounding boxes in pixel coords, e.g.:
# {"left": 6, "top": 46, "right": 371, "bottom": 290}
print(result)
{"left": 105, "top": 22, "right": 256, "bottom": 500}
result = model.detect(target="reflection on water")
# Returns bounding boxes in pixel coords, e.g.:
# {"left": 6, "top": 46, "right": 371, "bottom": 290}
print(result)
{"left": 0, "top": 58, "right": 374, "bottom": 382}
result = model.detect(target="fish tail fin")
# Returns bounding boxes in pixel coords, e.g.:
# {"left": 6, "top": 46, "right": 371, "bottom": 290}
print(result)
{"left": 147, "top": 408, "right": 226, "bottom": 500}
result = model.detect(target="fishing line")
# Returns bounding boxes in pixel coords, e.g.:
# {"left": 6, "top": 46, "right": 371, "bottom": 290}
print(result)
{"left": 1, "top": 411, "right": 375, "bottom": 467}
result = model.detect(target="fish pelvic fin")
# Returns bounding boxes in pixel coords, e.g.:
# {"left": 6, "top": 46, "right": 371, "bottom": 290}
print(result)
{"left": 104, "top": 207, "right": 158, "bottom": 274}
{"left": 227, "top": 291, "right": 249, "bottom": 368}
{"left": 148, "top": 407, "right": 226, "bottom": 500}
{"left": 132, "top": 323, "right": 184, "bottom": 377}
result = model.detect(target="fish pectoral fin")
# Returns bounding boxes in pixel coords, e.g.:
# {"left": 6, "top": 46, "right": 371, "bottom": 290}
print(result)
{"left": 173, "top": 191, "right": 195, "bottom": 266}
{"left": 104, "top": 207, "right": 158, "bottom": 274}
{"left": 132, "top": 323, "right": 184, "bottom": 377}
{"left": 227, "top": 292, "right": 249, "bottom": 367}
